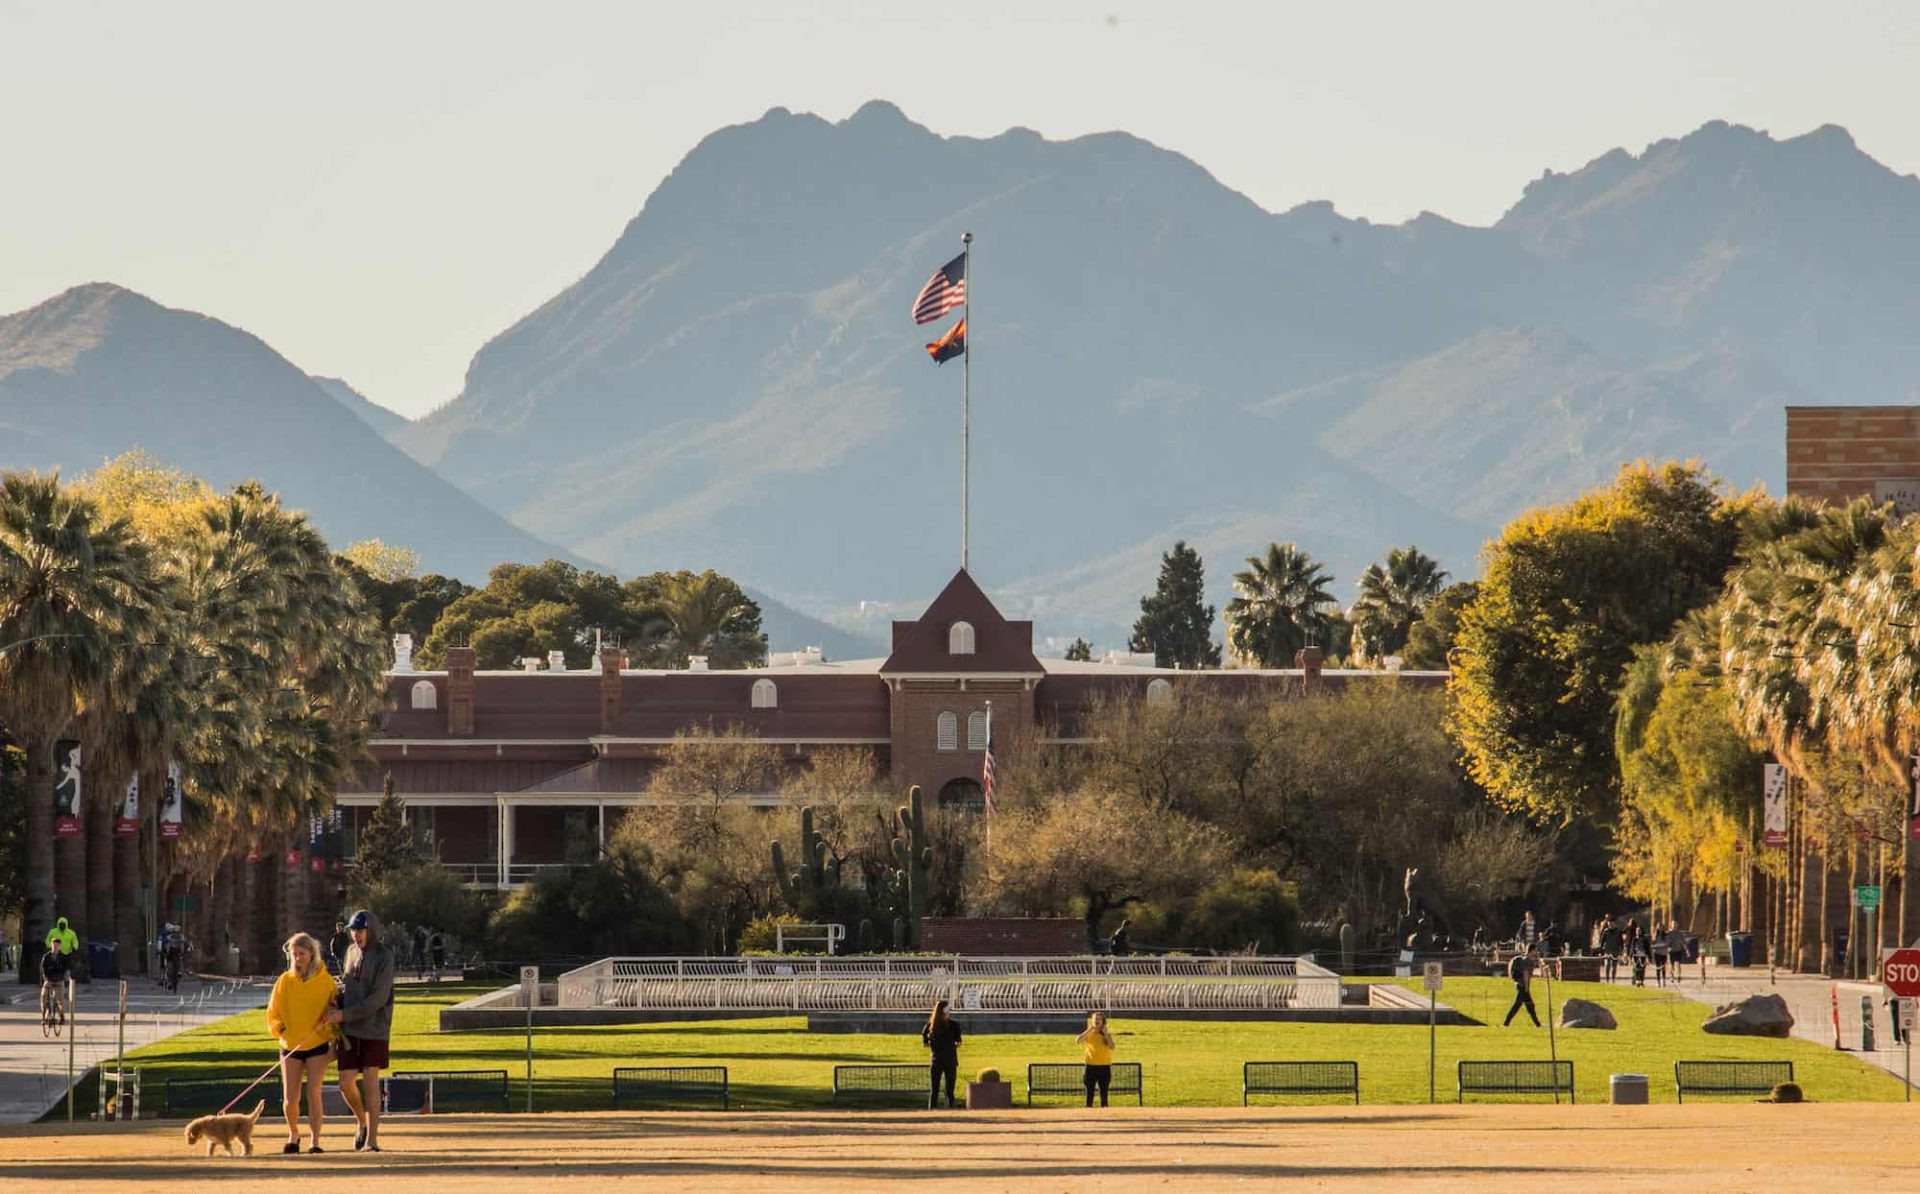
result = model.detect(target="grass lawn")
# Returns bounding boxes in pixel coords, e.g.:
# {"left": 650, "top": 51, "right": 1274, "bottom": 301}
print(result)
{"left": 102, "top": 976, "right": 1904, "bottom": 1113}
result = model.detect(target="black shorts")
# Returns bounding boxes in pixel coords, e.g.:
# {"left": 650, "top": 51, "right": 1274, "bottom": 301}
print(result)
{"left": 336, "top": 1036, "right": 390, "bottom": 1070}
{"left": 286, "top": 1043, "right": 330, "bottom": 1061}
{"left": 1084, "top": 1064, "right": 1112, "bottom": 1088}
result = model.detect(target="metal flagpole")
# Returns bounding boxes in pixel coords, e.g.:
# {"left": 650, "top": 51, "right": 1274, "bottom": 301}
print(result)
{"left": 961, "top": 231, "right": 972, "bottom": 572}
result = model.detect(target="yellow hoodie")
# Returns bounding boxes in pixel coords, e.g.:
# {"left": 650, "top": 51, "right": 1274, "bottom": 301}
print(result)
{"left": 266, "top": 968, "right": 336, "bottom": 1053}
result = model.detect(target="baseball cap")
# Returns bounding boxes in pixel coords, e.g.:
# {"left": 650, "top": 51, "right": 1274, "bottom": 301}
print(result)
{"left": 347, "top": 910, "right": 372, "bottom": 929}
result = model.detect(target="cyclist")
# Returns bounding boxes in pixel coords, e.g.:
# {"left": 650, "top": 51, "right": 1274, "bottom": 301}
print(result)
{"left": 39, "top": 938, "right": 71, "bottom": 1034}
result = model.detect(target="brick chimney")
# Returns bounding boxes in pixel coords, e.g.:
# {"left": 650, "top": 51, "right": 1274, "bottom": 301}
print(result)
{"left": 1293, "top": 645, "right": 1324, "bottom": 691}
{"left": 598, "top": 646, "right": 626, "bottom": 733}
{"left": 446, "top": 646, "right": 476, "bottom": 736}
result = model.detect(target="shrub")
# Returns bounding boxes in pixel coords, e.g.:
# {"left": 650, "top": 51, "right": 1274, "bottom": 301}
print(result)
{"left": 486, "top": 855, "right": 694, "bottom": 962}
{"left": 738, "top": 913, "right": 808, "bottom": 953}
{"left": 355, "top": 862, "right": 492, "bottom": 948}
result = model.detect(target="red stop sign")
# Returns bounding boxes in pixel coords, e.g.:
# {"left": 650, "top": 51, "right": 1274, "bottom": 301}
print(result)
{"left": 1885, "top": 949, "right": 1920, "bottom": 997}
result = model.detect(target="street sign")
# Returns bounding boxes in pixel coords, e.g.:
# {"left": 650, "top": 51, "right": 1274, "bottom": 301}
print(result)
{"left": 1884, "top": 949, "right": 1920, "bottom": 998}
{"left": 1856, "top": 885, "right": 1882, "bottom": 910}
{"left": 1422, "top": 961, "right": 1444, "bottom": 992}
{"left": 520, "top": 965, "right": 539, "bottom": 995}
{"left": 1902, "top": 999, "right": 1917, "bottom": 1032}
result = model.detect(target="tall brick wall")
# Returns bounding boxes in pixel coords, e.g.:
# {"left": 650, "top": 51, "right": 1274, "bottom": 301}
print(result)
{"left": 1786, "top": 406, "right": 1920, "bottom": 511}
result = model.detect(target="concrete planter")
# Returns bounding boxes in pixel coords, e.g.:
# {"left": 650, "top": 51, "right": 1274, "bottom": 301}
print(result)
{"left": 967, "top": 1080, "right": 1013, "bottom": 1110}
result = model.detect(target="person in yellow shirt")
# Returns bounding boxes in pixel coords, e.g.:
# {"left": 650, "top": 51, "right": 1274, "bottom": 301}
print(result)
{"left": 1075, "top": 1010, "right": 1116, "bottom": 1107}
{"left": 266, "top": 932, "right": 337, "bottom": 1154}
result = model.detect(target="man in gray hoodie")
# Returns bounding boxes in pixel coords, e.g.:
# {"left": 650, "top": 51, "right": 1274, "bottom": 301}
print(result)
{"left": 327, "top": 909, "right": 394, "bottom": 1151}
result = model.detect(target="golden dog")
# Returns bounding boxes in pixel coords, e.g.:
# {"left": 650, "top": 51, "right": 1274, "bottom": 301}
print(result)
{"left": 183, "top": 1099, "right": 266, "bottom": 1156}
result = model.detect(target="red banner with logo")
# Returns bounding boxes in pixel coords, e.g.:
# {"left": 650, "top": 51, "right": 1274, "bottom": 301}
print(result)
{"left": 53, "top": 739, "right": 81, "bottom": 838}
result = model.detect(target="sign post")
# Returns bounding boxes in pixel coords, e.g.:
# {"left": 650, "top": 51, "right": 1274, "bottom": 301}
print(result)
{"left": 65, "top": 977, "right": 76, "bottom": 1121}
{"left": 1422, "top": 962, "right": 1443, "bottom": 1104}
{"left": 1883, "top": 950, "right": 1920, "bottom": 1101}
{"left": 521, "top": 965, "right": 539, "bottom": 1113}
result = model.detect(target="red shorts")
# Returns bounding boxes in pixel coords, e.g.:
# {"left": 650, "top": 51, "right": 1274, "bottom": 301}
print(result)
{"left": 335, "top": 1036, "right": 390, "bottom": 1071}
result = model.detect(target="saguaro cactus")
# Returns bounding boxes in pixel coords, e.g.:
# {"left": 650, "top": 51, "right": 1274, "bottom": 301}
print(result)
{"left": 771, "top": 805, "right": 840, "bottom": 914}
{"left": 890, "top": 785, "right": 933, "bottom": 948}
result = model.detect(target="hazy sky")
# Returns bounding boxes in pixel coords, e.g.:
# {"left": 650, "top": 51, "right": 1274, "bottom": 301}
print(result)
{"left": 4, "top": 1, "right": 1915, "bottom": 417}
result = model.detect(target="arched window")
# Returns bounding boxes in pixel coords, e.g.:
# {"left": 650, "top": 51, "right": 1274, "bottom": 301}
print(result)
{"left": 967, "top": 710, "right": 988, "bottom": 750}
{"left": 948, "top": 621, "right": 975, "bottom": 655}
{"left": 1146, "top": 678, "right": 1173, "bottom": 706}
{"left": 751, "top": 678, "right": 778, "bottom": 709}
{"left": 410, "top": 680, "right": 438, "bottom": 711}
{"left": 936, "top": 711, "right": 959, "bottom": 751}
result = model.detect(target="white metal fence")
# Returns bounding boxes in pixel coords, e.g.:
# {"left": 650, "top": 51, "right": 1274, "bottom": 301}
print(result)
{"left": 556, "top": 955, "right": 1341, "bottom": 1013}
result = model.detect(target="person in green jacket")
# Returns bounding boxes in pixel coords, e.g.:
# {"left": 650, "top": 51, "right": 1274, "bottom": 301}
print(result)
{"left": 44, "top": 916, "right": 79, "bottom": 956}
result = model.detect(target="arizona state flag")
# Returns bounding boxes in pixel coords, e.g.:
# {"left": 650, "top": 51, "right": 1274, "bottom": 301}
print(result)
{"left": 925, "top": 319, "right": 966, "bottom": 365}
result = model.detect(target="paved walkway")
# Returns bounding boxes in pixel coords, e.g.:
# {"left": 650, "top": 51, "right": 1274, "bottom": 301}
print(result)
{"left": 1657, "top": 967, "right": 1919, "bottom": 1089}
{"left": 0, "top": 975, "right": 267, "bottom": 1124}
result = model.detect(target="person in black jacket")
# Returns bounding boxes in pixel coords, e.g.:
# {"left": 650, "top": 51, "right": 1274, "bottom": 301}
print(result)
{"left": 921, "top": 999, "right": 963, "bottom": 1108}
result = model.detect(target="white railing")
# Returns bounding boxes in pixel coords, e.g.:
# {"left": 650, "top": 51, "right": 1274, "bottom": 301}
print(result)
{"left": 555, "top": 955, "right": 1341, "bottom": 1012}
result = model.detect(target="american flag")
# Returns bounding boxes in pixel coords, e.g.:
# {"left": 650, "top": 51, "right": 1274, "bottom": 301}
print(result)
{"left": 911, "top": 252, "right": 967, "bottom": 325}
{"left": 981, "top": 705, "right": 997, "bottom": 817}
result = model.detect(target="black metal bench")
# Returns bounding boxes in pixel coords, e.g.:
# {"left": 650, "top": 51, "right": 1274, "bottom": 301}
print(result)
{"left": 832, "top": 1064, "right": 929, "bottom": 1106}
{"left": 1243, "top": 1061, "right": 1359, "bottom": 1105}
{"left": 614, "top": 1066, "right": 730, "bottom": 1110}
{"left": 386, "top": 1069, "right": 512, "bottom": 1113}
{"left": 1673, "top": 1060, "right": 1793, "bottom": 1102}
{"left": 1027, "top": 1062, "right": 1144, "bottom": 1105}
{"left": 1457, "top": 1060, "right": 1575, "bottom": 1103}
{"left": 161, "top": 1076, "right": 409, "bottom": 1118}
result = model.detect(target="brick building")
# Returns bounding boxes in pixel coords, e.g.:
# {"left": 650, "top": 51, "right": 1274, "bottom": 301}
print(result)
{"left": 1785, "top": 405, "right": 1920, "bottom": 513}
{"left": 342, "top": 569, "right": 1444, "bottom": 888}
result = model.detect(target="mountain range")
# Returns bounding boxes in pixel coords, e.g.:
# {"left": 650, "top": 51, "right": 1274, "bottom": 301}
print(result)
{"left": 5, "top": 105, "right": 1918, "bottom": 648}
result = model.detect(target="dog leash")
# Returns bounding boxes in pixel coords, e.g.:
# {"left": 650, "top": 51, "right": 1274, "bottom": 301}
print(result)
{"left": 217, "top": 1023, "right": 328, "bottom": 1115}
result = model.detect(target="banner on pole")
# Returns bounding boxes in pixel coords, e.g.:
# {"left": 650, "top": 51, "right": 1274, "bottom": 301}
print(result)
{"left": 115, "top": 775, "right": 139, "bottom": 837}
{"left": 159, "top": 763, "right": 183, "bottom": 840}
{"left": 1909, "top": 754, "right": 1920, "bottom": 842}
{"left": 1763, "top": 763, "right": 1788, "bottom": 847}
{"left": 53, "top": 740, "right": 82, "bottom": 838}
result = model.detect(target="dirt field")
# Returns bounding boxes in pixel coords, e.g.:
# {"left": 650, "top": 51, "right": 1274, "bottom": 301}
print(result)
{"left": 2, "top": 1105, "right": 1914, "bottom": 1191}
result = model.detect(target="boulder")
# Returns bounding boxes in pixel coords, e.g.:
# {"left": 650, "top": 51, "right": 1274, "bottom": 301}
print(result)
{"left": 1559, "top": 997, "right": 1617, "bottom": 1030}
{"left": 1702, "top": 992, "right": 1794, "bottom": 1038}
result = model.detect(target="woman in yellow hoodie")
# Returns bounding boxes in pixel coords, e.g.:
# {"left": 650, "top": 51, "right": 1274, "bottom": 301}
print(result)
{"left": 267, "top": 932, "right": 336, "bottom": 1153}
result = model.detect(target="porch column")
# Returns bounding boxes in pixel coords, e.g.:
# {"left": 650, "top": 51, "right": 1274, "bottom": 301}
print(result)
{"left": 497, "top": 797, "right": 514, "bottom": 889}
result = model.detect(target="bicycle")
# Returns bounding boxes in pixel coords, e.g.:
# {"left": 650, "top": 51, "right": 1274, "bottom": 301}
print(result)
{"left": 40, "top": 981, "right": 66, "bottom": 1038}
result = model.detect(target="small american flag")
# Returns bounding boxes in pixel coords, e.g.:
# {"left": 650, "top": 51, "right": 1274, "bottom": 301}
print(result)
{"left": 982, "top": 706, "right": 997, "bottom": 817}
{"left": 911, "top": 252, "right": 967, "bottom": 325}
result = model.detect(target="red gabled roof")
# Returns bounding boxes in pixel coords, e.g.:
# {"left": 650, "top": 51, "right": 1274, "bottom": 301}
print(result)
{"left": 880, "top": 570, "right": 1043, "bottom": 675}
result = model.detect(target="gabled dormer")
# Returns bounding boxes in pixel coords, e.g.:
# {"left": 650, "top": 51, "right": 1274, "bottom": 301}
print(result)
{"left": 879, "top": 570, "right": 1044, "bottom": 678}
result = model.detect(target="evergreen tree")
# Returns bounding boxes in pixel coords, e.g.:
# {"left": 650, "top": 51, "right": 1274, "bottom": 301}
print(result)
{"left": 1064, "top": 638, "right": 1094, "bottom": 662}
{"left": 1129, "top": 541, "right": 1221, "bottom": 669}
{"left": 354, "top": 773, "right": 417, "bottom": 889}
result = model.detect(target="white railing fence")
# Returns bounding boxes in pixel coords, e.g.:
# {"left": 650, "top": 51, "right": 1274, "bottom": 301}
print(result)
{"left": 555, "top": 955, "right": 1341, "bottom": 1012}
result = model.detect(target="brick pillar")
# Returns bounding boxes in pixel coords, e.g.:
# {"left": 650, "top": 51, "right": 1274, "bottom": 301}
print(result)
{"left": 599, "top": 648, "right": 625, "bottom": 733}
{"left": 446, "top": 646, "right": 475, "bottom": 736}
{"left": 1294, "top": 646, "right": 1324, "bottom": 691}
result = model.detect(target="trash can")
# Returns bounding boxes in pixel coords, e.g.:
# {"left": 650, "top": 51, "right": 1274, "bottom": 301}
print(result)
{"left": 1609, "top": 1074, "right": 1649, "bottom": 1105}
{"left": 1727, "top": 931, "right": 1753, "bottom": 969}
{"left": 86, "top": 939, "right": 118, "bottom": 980}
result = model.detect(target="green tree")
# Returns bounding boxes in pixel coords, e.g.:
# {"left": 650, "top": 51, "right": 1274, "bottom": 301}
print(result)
{"left": 0, "top": 471, "right": 155, "bottom": 979}
{"left": 1129, "top": 541, "right": 1220, "bottom": 668}
{"left": 339, "top": 539, "right": 422, "bottom": 583}
{"left": 1351, "top": 547, "right": 1448, "bottom": 663}
{"left": 1401, "top": 582, "right": 1479, "bottom": 670}
{"left": 1063, "top": 638, "right": 1093, "bottom": 662}
{"left": 1449, "top": 462, "right": 1747, "bottom": 823}
{"left": 1224, "top": 542, "right": 1334, "bottom": 667}
{"left": 628, "top": 569, "right": 767, "bottom": 669}
{"left": 353, "top": 775, "right": 417, "bottom": 892}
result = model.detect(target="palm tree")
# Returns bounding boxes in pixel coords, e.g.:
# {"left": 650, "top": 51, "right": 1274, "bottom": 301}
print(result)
{"left": 1351, "top": 547, "right": 1449, "bottom": 663}
{"left": 0, "top": 472, "right": 153, "bottom": 980}
{"left": 1224, "top": 543, "right": 1336, "bottom": 668}
{"left": 636, "top": 570, "right": 768, "bottom": 668}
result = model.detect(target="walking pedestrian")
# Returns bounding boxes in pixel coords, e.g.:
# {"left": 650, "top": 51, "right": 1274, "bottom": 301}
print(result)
{"left": 1503, "top": 944, "right": 1542, "bottom": 1027}
{"left": 267, "top": 932, "right": 336, "bottom": 1154}
{"left": 1598, "top": 914, "right": 1622, "bottom": 983}
{"left": 1516, "top": 910, "right": 1539, "bottom": 949}
{"left": 1076, "top": 1011, "right": 1116, "bottom": 1107}
{"left": 327, "top": 909, "right": 395, "bottom": 1152}
{"left": 921, "top": 999, "right": 963, "bottom": 1109}
{"left": 1108, "top": 919, "right": 1131, "bottom": 959}
{"left": 327, "top": 922, "right": 350, "bottom": 975}
{"left": 1627, "top": 922, "right": 1649, "bottom": 987}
